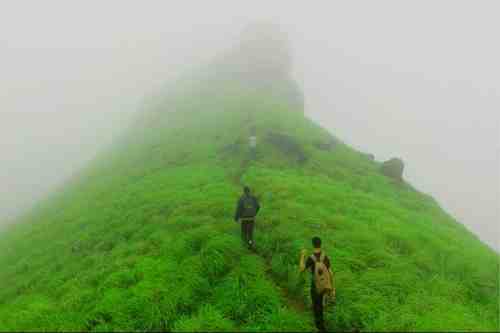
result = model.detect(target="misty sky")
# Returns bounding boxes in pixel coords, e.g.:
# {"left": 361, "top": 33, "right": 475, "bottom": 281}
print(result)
{"left": 1, "top": 1, "right": 498, "bottom": 250}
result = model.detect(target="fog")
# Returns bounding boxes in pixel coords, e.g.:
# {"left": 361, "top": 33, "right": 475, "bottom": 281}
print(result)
{"left": 1, "top": 1, "right": 498, "bottom": 250}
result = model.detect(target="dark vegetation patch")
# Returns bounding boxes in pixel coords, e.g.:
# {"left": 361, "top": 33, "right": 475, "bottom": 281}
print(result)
{"left": 266, "top": 132, "right": 307, "bottom": 163}
{"left": 313, "top": 139, "right": 337, "bottom": 152}
{"left": 219, "top": 142, "right": 241, "bottom": 156}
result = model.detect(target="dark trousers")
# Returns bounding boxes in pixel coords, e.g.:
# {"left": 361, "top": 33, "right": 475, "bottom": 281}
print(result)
{"left": 311, "top": 288, "right": 325, "bottom": 331}
{"left": 240, "top": 218, "right": 255, "bottom": 248}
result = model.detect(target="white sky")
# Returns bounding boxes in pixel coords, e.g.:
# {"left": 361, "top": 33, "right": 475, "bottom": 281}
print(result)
{"left": 1, "top": 0, "right": 498, "bottom": 250}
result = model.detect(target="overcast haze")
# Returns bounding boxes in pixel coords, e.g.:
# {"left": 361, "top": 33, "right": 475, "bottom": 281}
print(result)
{"left": 1, "top": 1, "right": 498, "bottom": 250}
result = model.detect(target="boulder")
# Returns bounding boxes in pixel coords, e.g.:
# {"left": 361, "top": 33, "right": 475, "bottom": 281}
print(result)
{"left": 381, "top": 158, "right": 405, "bottom": 180}
{"left": 360, "top": 152, "right": 375, "bottom": 161}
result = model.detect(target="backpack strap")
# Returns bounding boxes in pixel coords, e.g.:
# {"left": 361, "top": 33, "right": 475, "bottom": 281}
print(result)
{"left": 319, "top": 253, "right": 325, "bottom": 263}
{"left": 311, "top": 252, "right": 323, "bottom": 263}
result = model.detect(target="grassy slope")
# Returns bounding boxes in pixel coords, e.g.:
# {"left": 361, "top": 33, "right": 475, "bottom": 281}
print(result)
{"left": 0, "top": 76, "right": 498, "bottom": 332}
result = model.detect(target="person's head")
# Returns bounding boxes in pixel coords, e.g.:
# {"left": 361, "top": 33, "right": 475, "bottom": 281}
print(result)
{"left": 244, "top": 186, "right": 251, "bottom": 195}
{"left": 312, "top": 236, "right": 322, "bottom": 249}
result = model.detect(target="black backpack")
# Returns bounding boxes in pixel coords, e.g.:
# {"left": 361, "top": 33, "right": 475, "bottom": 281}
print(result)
{"left": 241, "top": 195, "right": 257, "bottom": 217}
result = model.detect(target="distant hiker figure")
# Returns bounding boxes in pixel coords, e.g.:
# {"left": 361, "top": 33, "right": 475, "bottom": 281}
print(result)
{"left": 249, "top": 126, "right": 257, "bottom": 159}
{"left": 300, "top": 236, "right": 335, "bottom": 332}
{"left": 234, "top": 186, "right": 260, "bottom": 249}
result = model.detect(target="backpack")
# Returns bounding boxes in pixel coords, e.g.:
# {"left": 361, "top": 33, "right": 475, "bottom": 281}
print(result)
{"left": 311, "top": 253, "right": 333, "bottom": 295}
{"left": 241, "top": 195, "right": 257, "bottom": 217}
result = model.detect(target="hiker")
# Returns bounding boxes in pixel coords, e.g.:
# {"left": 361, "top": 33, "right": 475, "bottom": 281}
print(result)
{"left": 234, "top": 186, "right": 260, "bottom": 249}
{"left": 249, "top": 126, "right": 257, "bottom": 160}
{"left": 300, "top": 236, "right": 335, "bottom": 332}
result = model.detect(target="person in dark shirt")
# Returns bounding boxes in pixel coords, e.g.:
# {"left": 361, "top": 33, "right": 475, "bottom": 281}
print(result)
{"left": 300, "top": 236, "right": 335, "bottom": 332}
{"left": 234, "top": 186, "right": 260, "bottom": 249}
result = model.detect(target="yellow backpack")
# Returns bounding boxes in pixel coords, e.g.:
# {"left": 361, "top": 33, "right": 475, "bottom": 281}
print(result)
{"left": 311, "top": 253, "right": 333, "bottom": 295}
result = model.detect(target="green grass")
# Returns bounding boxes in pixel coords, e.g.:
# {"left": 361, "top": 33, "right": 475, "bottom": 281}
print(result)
{"left": 0, "top": 74, "right": 498, "bottom": 332}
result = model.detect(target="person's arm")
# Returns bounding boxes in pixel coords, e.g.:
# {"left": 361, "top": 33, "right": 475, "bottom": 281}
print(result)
{"left": 254, "top": 196, "right": 261, "bottom": 214}
{"left": 330, "top": 268, "right": 336, "bottom": 300}
{"left": 299, "top": 249, "right": 307, "bottom": 272}
{"left": 234, "top": 198, "right": 242, "bottom": 221}
{"left": 326, "top": 257, "right": 336, "bottom": 298}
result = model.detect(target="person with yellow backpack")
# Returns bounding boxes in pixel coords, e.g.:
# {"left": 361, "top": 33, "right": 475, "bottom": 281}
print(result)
{"left": 299, "top": 236, "right": 335, "bottom": 332}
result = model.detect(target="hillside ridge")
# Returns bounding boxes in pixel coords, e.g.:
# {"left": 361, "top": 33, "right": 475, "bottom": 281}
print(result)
{"left": 0, "top": 27, "right": 498, "bottom": 331}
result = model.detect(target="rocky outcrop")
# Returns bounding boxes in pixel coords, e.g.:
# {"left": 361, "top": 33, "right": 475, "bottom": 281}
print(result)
{"left": 381, "top": 158, "right": 405, "bottom": 181}
{"left": 314, "top": 139, "right": 337, "bottom": 152}
{"left": 266, "top": 132, "right": 307, "bottom": 163}
{"left": 361, "top": 152, "right": 375, "bottom": 161}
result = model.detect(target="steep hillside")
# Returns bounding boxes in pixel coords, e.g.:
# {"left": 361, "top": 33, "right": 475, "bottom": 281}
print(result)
{"left": 0, "top": 29, "right": 498, "bottom": 331}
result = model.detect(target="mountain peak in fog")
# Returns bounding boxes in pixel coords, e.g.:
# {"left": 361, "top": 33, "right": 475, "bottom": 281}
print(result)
{"left": 221, "top": 21, "right": 292, "bottom": 81}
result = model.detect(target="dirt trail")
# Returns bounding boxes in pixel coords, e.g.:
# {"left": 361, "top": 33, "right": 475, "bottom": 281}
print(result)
{"left": 248, "top": 232, "right": 308, "bottom": 315}
{"left": 230, "top": 150, "right": 309, "bottom": 316}
{"left": 262, "top": 256, "right": 308, "bottom": 313}
{"left": 225, "top": 115, "right": 339, "bottom": 332}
